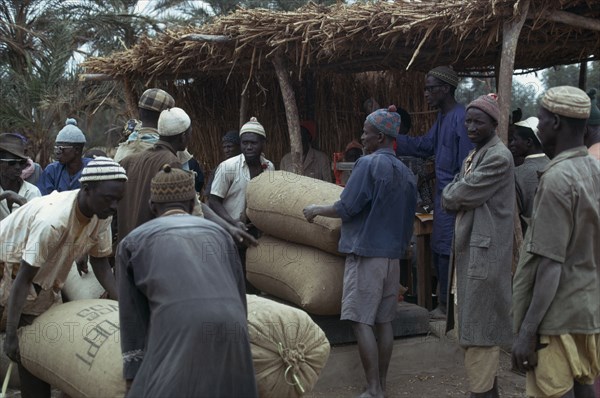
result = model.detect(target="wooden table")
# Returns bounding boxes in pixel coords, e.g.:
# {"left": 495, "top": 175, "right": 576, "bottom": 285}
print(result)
{"left": 413, "top": 213, "right": 433, "bottom": 310}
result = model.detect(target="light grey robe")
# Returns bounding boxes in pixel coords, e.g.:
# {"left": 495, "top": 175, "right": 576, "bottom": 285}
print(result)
{"left": 442, "top": 135, "right": 514, "bottom": 348}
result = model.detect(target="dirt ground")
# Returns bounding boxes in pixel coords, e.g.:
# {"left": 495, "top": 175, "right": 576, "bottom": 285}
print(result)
{"left": 307, "top": 349, "right": 526, "bottom": 398}
{"left": 306, "top": 321, "right": 526, "bottom": 398}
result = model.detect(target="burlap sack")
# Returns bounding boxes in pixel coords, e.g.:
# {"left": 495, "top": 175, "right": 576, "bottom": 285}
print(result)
{"left": 62, "top": 263, "right": 105, "bottom": 302}
{"left": 246, "top": 171, "right": 343, "bottom": 256}
{"left": 18, "top": 299, "right": 125, "bottom": 398}
{"left": 247, "top": 235, "right": 344, "bottom": 315}
{"left": 247, "top": 295, "right": 330, "bottom": 398}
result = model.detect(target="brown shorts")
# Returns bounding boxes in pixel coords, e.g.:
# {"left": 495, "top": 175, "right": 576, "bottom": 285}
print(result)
{"left": 340, "top": 254, "right": 399, "bottom": 326}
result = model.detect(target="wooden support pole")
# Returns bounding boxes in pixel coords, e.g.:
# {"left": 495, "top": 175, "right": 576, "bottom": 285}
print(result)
{"left": 239, "top": 90, "right": 249, "bottom": 129}
{"left": 123, "top": 78, "right": 138, "bottom": 119}
{"left": 177, "top": 34, "right": 232, "bottom": 43}
{"left": 497, "top": 0, "right": 530, "bottom": 144}
{"left": 578, "top": 61, "right": 587, "bottom": 91}
{"left": 78, "top": 73, "right": 114, "bottom": 82}
{"left": 272, "top": 55, "right": 303, "bottom": 175}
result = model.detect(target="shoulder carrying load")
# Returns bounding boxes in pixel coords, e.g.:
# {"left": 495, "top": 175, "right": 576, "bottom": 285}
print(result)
{"left": 246, "top": 235, "right": 344, "bottom": 315}
{"left": 18, "top": 299, "right": 125, "bottom": 398}
{"left": 247, "top": 294, "right": 330, "bottom": 398}
{"left": 246, "top": 171, "right": 343, "bottom": 256}
{"left": 61, "top": 263, "right": 105, "bottom": 302}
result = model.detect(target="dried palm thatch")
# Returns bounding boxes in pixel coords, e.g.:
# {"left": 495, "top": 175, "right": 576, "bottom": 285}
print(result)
{"left": 81, "top": 0, "right": 599, "bottom": 172}
{"left": 83, "top": 0, "right": 599, "bottom": 80}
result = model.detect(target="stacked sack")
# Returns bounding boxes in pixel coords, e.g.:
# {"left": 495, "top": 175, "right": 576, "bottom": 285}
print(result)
{"left": 246, "top": 171, "right": 346, "bottom": 315}
{"left": 17, "top": 297, "right": 329, "bottom": 398}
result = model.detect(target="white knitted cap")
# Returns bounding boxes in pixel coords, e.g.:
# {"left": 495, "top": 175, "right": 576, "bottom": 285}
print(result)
{"left": 158, "top": 107, "right": 191, "bottom": 136}
{"left": 240, "top": 117, "right": 266, "bottom": 138}
{"left": 79, "top": 156, "right": 127, "bottom": 183}
{"left": 56, "top": 118, "right": 86, "bottom": 143}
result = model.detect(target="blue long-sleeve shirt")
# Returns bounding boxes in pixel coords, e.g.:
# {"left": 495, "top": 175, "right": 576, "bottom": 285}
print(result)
{"left": 333, "top": 148, "right": 417, "bottom": 259}
{"left": 37, "top": 158, "right": 92, "bottom": 195}
{"left": 396, "top": 104, "right": 473, "bottom": 255}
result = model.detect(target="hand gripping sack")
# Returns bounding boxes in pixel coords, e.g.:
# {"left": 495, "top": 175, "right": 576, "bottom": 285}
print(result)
{"left": 246, "top": 235, "right": 344, "bottom": 315}
{"left": 247, "top": 295, "right": 330, "bottom": 397}
{"left": 246, "top": 171, "right": 343, "bottom": 256}
{"left": 18, "top": 299, "right": 125, "bottom": 398}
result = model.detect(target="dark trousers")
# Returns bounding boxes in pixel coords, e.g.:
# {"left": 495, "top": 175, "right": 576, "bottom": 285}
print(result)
{"left": 433, "top": 251, "right": 450, "bottom": 306}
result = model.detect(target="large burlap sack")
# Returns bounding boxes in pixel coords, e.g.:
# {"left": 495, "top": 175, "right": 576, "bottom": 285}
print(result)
{"left": 247, "top": 295, "right": 330, "bottom": 398}
{"left": 247, "top": 235, "right": 344, "bottom": 315}
{"left": 246, "top": 171, "right": 343, "bottom": 256}
{"left": 62, "top": 263, "right": 105, "bottom": 302}
{"left": 18, "top": 299, "right": 125, "bottom": 398}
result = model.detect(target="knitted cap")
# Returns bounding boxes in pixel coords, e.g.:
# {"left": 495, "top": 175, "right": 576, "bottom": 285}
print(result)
{"left": 240, "top": 117, "right": 266, "bottom": 138}
{"left": 587, "top": 88, "right": 600, "bottom": 126}
{"left": 427, "top": 66, "right": 459, "bottom": 87}
{"left": 79, "top": 156, "right": 127, "bottom": 183}
{"left": 150, "top": 164, "right": 196, "bottom": 203}
{"left": 541, "top": 86, "right": 590, "bottom": 120}
{"left": 56, "top": 118, "right": 86, "bottom": 144}
{"left": 467, "top": 93, "right": 500, "bottom": 123}
{"left": 138, "top": 88, "right": 175, "bottom": 112}
{"left": 158, "top": 107, "right": 191, "bottom": 137}
{"left": 366, "top": 105, "right": 401, "bottom": 137}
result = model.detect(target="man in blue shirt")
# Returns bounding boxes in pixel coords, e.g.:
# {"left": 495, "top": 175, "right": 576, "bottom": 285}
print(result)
{"left": 304, "top": 106, "right": 417, "bottom": 398}
{"left": 37, "top": 118, "right": 91, "bottom": 195}
{"left": 395, "top": 66, "right": 473, "bottom": 318}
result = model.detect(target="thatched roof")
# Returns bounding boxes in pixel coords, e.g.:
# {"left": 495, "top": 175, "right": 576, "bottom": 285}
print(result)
{"left": 83, "top": 0, "right": 600, "bottom": 80}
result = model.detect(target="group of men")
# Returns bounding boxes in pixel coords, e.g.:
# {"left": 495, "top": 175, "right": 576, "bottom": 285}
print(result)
{"left": 1, "top": 64, "right": 599, "bottom": 398}
{"left": 304, "top": 67, "right": 600, "bottom": 398}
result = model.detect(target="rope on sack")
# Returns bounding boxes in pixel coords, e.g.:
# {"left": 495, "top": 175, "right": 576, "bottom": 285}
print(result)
{"left": 278, "top": 342, "right": 306, "bottom": 394}
{"left": 0, "top": 362, "right": 13, "bottom": 398}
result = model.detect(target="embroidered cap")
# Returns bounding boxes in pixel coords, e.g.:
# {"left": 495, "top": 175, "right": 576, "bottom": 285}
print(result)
{"left": 541, "top": 86, "right": 591, "bottom": 119}
{"left": 366, "top": 105, "right": 402, "bottom": 137}
{"left": 427, "top": 66, "right": 459, "bottom": 87}
{"left": 150, "top": 164, "right": 196, "bottom": 203}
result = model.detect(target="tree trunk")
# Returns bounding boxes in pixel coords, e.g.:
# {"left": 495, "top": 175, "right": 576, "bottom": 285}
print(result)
{"left": 497, "top": 0, "right": 531, "bottom": 144}
{"left": 272, "top": 55, "right": 302, "bottom": 174}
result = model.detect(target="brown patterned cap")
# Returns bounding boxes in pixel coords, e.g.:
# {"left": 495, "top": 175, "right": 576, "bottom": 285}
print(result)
{"left": 427, "top": 66, "right": 459, "bottom": 87}
{"left": 541, "top": 86, "right": 591, "bottom": 119}
{"left": 138, "top": 88, "right": 175, "bottom": 112}
{"left": 150, "top": 164, "right": 196, "bottom": 203}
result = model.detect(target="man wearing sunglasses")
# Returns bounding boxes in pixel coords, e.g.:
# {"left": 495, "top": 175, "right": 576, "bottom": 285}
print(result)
{"left": 37, "top": 118, "right": 91, "bottom": 195}
{"left": 0, "top": 133, "right": 41, "bottom": 221}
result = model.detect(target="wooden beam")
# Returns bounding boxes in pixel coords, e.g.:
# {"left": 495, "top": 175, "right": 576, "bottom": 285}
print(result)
{"left": 272, "top": 55, "right": 302, "bottom": 175}
{"left": 239, "top": 90, "right": 249, "bottom": 130}
{"left": 536, "top": 9, "right": 600, "bottom": 32}
{"left": 123, "top": 78, "right": 138, "bottom": 119}
{"left": 78, "top": 73, "right": 114, "bottom": 82}
{"left": 497, "top": 0, "right": 531, "bottom": 144}
{"left": 177, "top": 34, "right": 232, "bottom": 43}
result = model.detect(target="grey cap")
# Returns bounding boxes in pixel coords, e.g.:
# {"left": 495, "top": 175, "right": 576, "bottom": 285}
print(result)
{"left": 56, "top": 118, "right": 86, "bottom": 144}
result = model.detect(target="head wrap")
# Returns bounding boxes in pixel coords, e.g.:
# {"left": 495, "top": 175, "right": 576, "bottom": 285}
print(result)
{"left": 56, "top": 118, "right": 86, "bottom": 144}
{"left": 587, "top": 88, "right": 600, "bottom": 126}
{"left": 366, "top": 105, "right": 402, "bottom": 137}
{"left": 222, "top": 130, "right": 240, "bottom": 144}
{"left": 138, "top": 88, "right": 175, "bottom": 112}
{"left": 158, "top": 107, "right": 191, "bottom": 137}
{"left": 540, "top": 86, "right": 591, "bottom": 120}
{"left": 150, "top": 164, "right": 196, "bottom": 203}
{"left": 467, "top": 93, "right": 500, "bottom": 123}
{"left": 427, "top": 66, "right": 459, "bottom": 87}
{"left": 0, "top": 133, "right": 27, "bottom": 159}
{"left": 79, "top": 156, "right": 127, "bottom": 183}
{"left": 345, "top": 140, "right": 363, "bottom": 152}
{"left": 240, "top": 117, "right": 266, "bottom": 138}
